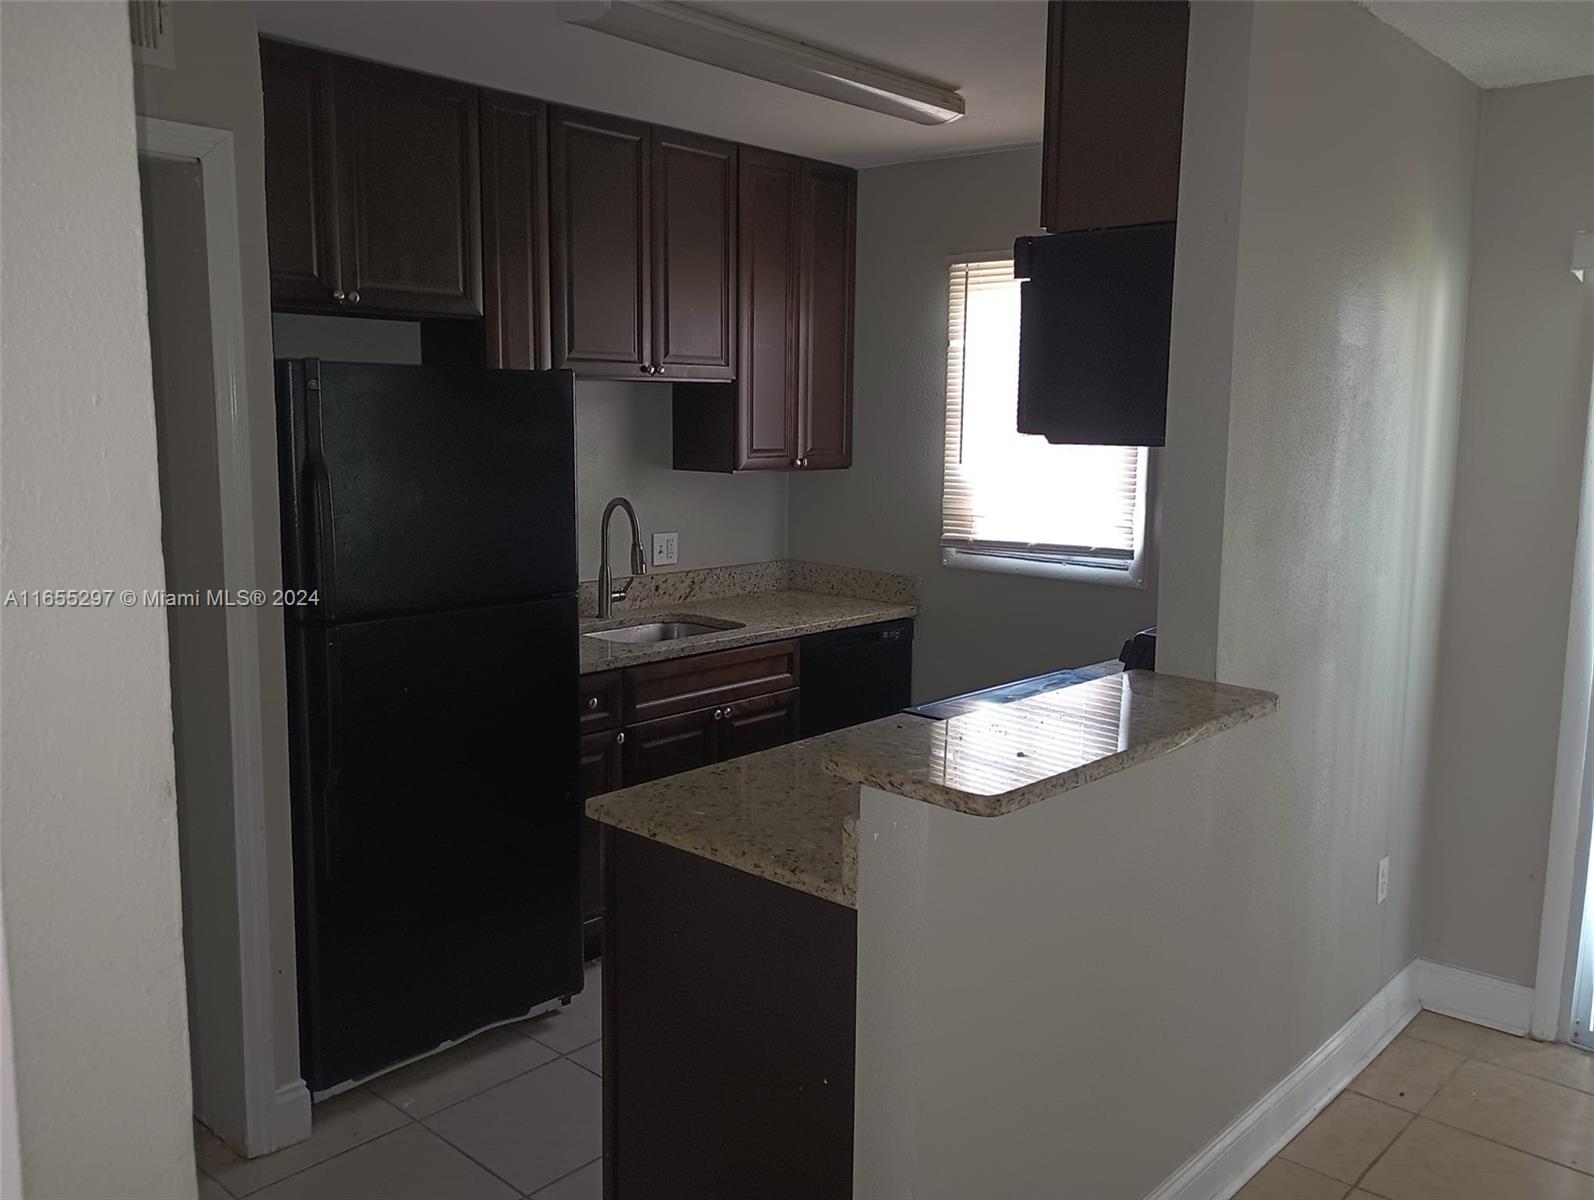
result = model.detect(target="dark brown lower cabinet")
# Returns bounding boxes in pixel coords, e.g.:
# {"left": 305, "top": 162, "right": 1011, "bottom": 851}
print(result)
{"left": 623, "top": 705, "right": 719, "bottom": 785}
{"left": 578, "top": 728, "right": 624, "bottom": 959}
{"left": 718, "top": 687, "right": 800, "bottom": 760}
{"left": 604, "top": 829, "right": 856, "bottom": 1200}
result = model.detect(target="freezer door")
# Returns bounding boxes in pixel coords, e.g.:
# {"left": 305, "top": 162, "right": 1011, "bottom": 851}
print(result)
{"left": 286, "top": 597, "right": 580, "bottom": 1092}
{"left": 277, "top": 360, "right": 576, "bottom": 621}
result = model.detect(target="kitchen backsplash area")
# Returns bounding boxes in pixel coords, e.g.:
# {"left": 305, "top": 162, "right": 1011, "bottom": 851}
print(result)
{"left": 576, "top": 559, "right": 920, "bottom": 618}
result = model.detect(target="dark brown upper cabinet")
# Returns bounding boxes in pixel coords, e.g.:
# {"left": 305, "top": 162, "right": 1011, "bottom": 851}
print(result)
{"left": 261, "top": 41, "right": 339, "bottom": 308}
{"left": 797, "top": 161, "right": 855, "bottom": 470}
{"left": 549, "top": 107, "right": 652, "bottom": 377}
{"left": 650, "top": 128, "right": 737, "bottom": 381}
{"left": 480, "top": 90, "right": 551, "bottom": 369}
{"left": 549, "top": 110, "right": 736, "bottom": 381}
{"left": 261, "top": 42, "right": 482, "bottom": 317}
{"left": 334, "top": 58, "right": 482, "bottom": 316}
{"left": 1040, "top": 1, "right": 1189, "bottom": 233}
{"left": 673, "top": 151, "right": 853, "bottom": 474}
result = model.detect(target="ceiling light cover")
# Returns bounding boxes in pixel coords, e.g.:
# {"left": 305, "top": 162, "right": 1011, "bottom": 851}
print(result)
{"left": 556, "top": 0, "right": 966, "bottom": 126}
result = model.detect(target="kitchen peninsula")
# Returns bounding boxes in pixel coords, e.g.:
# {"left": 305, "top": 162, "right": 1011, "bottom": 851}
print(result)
{"left": 588, "top": 668, "right": 1278, "bottom": 1199}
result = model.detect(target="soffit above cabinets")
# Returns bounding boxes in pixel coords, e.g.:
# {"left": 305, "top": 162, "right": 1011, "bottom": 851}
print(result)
{"left": 253, "top": 0, "right": 1047, "bottom": 168}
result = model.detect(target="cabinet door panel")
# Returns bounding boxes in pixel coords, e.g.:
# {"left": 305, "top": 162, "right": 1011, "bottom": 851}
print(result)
{"left": 1040, "top": 1, "right": 1189, "bottom": 233}
{"left": 717, "top": 688, "right": 801, "bottom": 763}
{"left": 261, "top": 41, "right": 339, "bottom": 307}
{"left": 550, "top": 108, "right": 650, "bottom": 376}
{"left": 737, "top": 148, "right": 802, "bottom": 469}
{"left": 799, "top": 162, "right": 855, "bottom": 470}
{"left": 480, "top": 90, "right": 550, "bottom": 369}
{"left": 579, "top": 727, "right": 624, "bottom": 959}
{"left": 335, "top": 59, "right": 482, "bottom": 316}
{"left": 624, "top": 708, "right": 717, "bottom": 785}
{"left": 652, "top": 130, "right": 735, "bottom": 379}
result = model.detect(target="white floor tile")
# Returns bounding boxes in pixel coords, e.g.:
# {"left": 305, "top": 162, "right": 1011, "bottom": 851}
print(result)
{"left": 531, "top": 1158, "right": 604, "bottom": 1200}
{"left": 423, "top": 1058, "right": 602, "bottom": 1194}
{"left": 248, "top": 1124, "right": 515, "bottom": 1200}
{"left": 568, "top": 1040, "right": 602, "bottom": 1078}
{"left": 518, "top": 961, "right": 602, "bottom": 1053}
{"left": 196, "top": 1089, "right": 408, "bottom": 1197}
{"left": 367, "top": 1027, "right": 557, "bottom": 1117}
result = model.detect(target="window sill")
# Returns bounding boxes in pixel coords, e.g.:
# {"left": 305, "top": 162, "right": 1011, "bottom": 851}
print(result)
{"left": 941, "top": 546, "right": 1147, "bottom": 589}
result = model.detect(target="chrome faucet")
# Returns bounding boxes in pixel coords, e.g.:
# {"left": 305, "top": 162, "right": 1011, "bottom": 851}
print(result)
{"left": 596, "top": 496, "right": 648, "bottom": 618}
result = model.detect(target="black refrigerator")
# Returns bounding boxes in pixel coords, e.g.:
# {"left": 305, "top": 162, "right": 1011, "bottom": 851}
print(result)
{"left": 275, "top": 359, "right": 580, "bottom": 1094}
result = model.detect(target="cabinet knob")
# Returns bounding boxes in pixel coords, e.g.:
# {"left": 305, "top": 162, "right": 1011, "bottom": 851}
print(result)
{"left": 615, "top": 731, "right": 625, "bottom": 745}
{"left": 332, "top": 291, "right": 346, "bottom": 302}
{"left": 713, "top": 708, "right": 724, "bottom": 720}
{"left": 797, "top": 457, "right": 808, "bottom": 469}
{"left": 723, "top": 704, "right": 733, "bottom": 717}
{"left": 587, "top": 697, "right": 599, "bottom": 711}
{"left": 639, "top": 364, "right": 651, "bottom": 375}
{"left": 347, "top": 291, "right": 360, "bottom": 305}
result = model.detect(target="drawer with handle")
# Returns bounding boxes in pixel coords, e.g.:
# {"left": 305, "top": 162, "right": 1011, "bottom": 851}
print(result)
{"left": 580, "top": 670, "right": 623, "bottom": 733}
{"left": 624, "top": 639, "right": 798, "bottom": 724}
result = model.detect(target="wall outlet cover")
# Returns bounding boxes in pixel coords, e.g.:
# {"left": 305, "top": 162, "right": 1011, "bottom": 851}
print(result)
{"left": 1377, "top": 855, "right": 1390, "bottom": 904}
{"left": 652, "top": 531, "right": 679, "bottom": 567}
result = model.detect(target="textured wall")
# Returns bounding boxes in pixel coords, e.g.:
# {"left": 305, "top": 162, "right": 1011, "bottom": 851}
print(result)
{"left": 1, "top": 3, "right": 197, "bottom": 1195}
{"left": 856, "top": 4, "right": 1480, "bottom": 1195}
{"left": 1206, "top": 0, "right": 1477, "bottom": 1000}
{"left": 1420, "top": 77, "right": 1594, "bottom": 987}
{"left": 134, "top": 0, "right": 308, "bottom": 1133}
{"left": 787, "top": 148, "right": 1159, "bottom": 703}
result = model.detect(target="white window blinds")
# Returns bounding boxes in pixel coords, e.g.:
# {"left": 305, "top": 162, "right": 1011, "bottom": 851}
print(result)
{"left": 941, "top": 256, "right": 1147, "bottom": 568}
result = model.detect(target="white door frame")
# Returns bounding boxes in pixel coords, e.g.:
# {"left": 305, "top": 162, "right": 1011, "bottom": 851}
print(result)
{"left": 1535, "top": 362, "right": 1594, "bottom": 1043}
{"left": 137, "top": 117, "right": 307, "bottom": 1154}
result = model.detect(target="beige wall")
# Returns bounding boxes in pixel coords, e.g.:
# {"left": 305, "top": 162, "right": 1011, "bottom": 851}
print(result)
{"left": 141, "top": 154, "right": 250, "bottom": 1144}
{"left": 851, "top": 3, "right": 1479, "bottom": 1195}
{"left": 1202, "top": 0, "right": 1477, "bottom": 992}
{"left": 787, "top": 148, "right": 1159, "bottom": 703}
{"left": 1, "top": 3, "right": 197, "bottom": 1195}
{"left": 1420, "top": 77, "right": 1594, "bottom": 988}
{"left": 133, "top": 0, "right": 308, "bottom": 1139}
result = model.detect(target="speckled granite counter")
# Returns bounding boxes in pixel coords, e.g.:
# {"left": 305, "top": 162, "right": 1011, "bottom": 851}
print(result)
{"left": 586, "top": 670, "right": 1279, "bottom": 906}
{"left": 823, "top": 670, "right": 1278, "bottom": 816}
{"left": 579, "top": 585, "right": 916, "bottom": 674}
{"left": 585, "top": 732, "right": 862, "bottom": 905}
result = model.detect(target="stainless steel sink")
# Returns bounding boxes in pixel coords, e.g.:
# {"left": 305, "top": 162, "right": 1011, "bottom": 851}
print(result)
{"left": 583, "top": 619, "right": 738, "bottom": 645}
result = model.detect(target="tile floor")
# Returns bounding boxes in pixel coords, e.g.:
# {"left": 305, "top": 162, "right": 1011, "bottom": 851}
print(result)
{"left": 197, "top": 982, "right": 1593, "bottom": 1200}
{"left": 1237, "top": 1011, "right": 1594, "bottom": 1200}
{"left": 194, "top": 961, "right": 604, "bottom": 1200}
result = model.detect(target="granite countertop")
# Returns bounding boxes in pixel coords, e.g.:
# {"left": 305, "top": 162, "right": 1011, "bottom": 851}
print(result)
{"left": 579, "top": 589, "right": 916, "bottom": 674}
{"left": 585, "top": 732, "right": 863, "bottom": 906}
{"left": 586, "top": 669, "right": 1279, "bottom": 907}
{"left": 822, "top": 670, "right": 1279, "bottom": 816}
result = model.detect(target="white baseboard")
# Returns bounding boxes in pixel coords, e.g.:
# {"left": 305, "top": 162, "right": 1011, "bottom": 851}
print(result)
{"left": 264, "top": 1079, "right": 312, "bottom": 1156}
{"left": 1148, "top": 962, "right": 1420, "bottom": 1200}
{"left": 1414, "top": 959, "right": 1535, "bottom": 1036}
{"left": 1146, "top": 958, "right": 1538, "bottom": 1200}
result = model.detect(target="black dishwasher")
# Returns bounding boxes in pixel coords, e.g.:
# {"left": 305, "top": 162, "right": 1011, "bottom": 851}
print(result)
{"left": 799, "top": 619, "right": 914, "bottom": 738}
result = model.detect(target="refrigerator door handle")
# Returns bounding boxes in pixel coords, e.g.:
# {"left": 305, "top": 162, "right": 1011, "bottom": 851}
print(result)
{"left": 302, "top": 452, "right": 335, "bottom": 618}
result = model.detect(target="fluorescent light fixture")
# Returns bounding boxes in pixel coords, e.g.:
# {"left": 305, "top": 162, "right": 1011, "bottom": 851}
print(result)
{"left": 556, "top": 1, "right": 965, "bottom": 126}
{"left": 1574, "top": 231, "right": 1593, "bottom": 283}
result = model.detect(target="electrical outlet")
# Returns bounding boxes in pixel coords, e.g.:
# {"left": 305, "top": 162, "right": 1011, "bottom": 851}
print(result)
{"left": 1377, "top": 856, "right": 1390, "bottom": 905}
{"left": 652, "top": 531, "right": 678, "bottom": 567}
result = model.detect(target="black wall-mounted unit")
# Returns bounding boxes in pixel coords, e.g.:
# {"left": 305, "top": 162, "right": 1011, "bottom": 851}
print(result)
{"left": 1014, "top": 223, "right": 1176, "bottom": 447}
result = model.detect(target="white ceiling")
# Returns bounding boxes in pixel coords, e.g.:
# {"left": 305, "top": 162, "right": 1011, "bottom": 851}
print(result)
{"left": 253, "top": 1, "right": 1047, "bottom": 168}
{"left": 1362, "top": 1, "right": 1594, "bottom": 88}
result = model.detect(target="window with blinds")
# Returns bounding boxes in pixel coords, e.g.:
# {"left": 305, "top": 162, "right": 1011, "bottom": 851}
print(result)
{"left": 941, "top": 255, "right": 1148, "bottom": 579}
